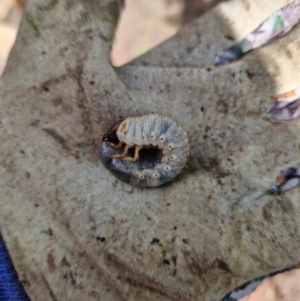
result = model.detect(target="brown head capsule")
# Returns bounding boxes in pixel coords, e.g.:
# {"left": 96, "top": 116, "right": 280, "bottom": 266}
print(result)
{"left": 99, "top": 114, "right": 190, "bottom": 187}
{"left": 102, "top": 119, "right": 123, "bottom": 144}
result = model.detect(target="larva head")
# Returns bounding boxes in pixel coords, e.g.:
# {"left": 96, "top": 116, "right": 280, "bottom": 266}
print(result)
{"left": 102, "top": 119, "right": 123, "bottom": 143}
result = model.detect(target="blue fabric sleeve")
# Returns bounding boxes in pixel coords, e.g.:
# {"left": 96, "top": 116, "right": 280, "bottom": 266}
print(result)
{"left": 0, "top": 236, "right": 30, "bottom": 301}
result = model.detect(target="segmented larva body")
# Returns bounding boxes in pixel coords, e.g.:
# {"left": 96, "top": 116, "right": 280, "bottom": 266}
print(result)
{"left": 99, "top": 114, "right": 190, "bottom": 187}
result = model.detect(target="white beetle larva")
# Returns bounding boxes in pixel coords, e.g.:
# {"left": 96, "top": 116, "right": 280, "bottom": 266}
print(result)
{"left": 99, "top": 114, "right": 190, "bottom": 187}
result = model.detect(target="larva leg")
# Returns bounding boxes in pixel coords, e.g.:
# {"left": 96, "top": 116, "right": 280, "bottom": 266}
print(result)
{"left": 110, "top": 144, "right": 130, "bottom": 159}
{"left": 112, "top": 145, "right": 141, "bottom": 162}
{"left": 121, "top": 145, "right": 141, "bottom": 162}
{"left": 110, "top": 145, "right": 141, "bottom": 162}
{"left": 107, "top": 141, "right": 124, "bottom": 148}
